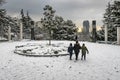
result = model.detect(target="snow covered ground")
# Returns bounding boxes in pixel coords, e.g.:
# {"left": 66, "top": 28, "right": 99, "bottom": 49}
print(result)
{"left": 0, "top": 40, "right": 120, "bottom": 80}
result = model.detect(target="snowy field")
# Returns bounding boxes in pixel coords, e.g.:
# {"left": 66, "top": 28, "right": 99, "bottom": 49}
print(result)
{"left": 0, "top": 40, "right": 120, "bottom": 80}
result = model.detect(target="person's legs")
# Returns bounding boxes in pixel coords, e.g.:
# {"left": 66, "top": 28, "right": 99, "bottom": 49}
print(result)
{"left": 84, "top": 54, "right": 86, "bottom": 60}
{"left": 76, "top": 53, "right": 79, "bottom": 60}
{"left": 75, "top": 53, "right": 77, "bottom": 60}
{"left": 70, "top": 53, "right": 72, "bottom": 60}
{"left": 81, "top": 54, "right": 84, "bottom": 60}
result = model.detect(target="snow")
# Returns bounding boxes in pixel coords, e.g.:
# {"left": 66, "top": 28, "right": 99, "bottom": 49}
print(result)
{"left": 0, "top": 40, "right": 120, "bottom": 80}
{"left": 0, "top": 37, "right": 7, "bottom": 40}
{"left": 14, "top": 42, "right": 68, "bottom": 56}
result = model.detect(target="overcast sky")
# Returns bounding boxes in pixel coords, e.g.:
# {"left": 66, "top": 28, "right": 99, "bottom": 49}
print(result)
{"left": 1, "top": 0, "right": 112, "bottom": 29}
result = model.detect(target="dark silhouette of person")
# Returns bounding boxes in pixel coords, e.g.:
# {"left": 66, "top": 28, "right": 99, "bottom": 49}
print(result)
{"left": 81, "top": 43, "right": 89, "bottom": 60}
{"left": 68, "top": 43, "right": 74, "bottom": 60}
{"left": 75, "top": 35, "right": 78, "bottom": 41}
{"left": 74, "top": 41, "right": 81, "bottom": 60}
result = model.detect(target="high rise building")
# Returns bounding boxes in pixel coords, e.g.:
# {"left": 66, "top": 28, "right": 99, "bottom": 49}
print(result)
{"left": 83, "top": 20, "right": 90, "bottom": 34}
{"left": 92, "top": 20, "right": 96, "bottom": 42}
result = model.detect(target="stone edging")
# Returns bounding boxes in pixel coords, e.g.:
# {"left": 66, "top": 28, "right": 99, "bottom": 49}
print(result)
{"left": 14, "top": 51, "right": 69, "bottom": 57}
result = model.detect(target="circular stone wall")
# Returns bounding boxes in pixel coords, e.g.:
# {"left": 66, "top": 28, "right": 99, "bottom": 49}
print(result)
{"left": 14, "top": 43, "right": 69, "bottom": 57}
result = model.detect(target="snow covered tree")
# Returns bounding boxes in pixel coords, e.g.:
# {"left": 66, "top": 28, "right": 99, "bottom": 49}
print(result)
{"left": 96, "top": 26, "right": 104, "bottom": 41}
{"left": 98, "top": 1, "right": 120, "bottom": 41}
{"left": 52, "top": 17, "right": 77, "bottom": 40}
{"left": 63, "top": 20, "right": 77, "bottom": 40}
{"left": 0, "top": 9, "right": 20, "bottom": 39}
{"left": 50, "top": 16, "right": 77, "bottom": 40}
{"left": 0, "top": 9, "right": 6, "bottom": 38}
{"left": 52, "top": 16, "right": 64, "bottom": 40}
{"left": 41, "top": 5, "right": 77, "bottom": 41}
{"left": 41, "top": 5, "right": 56, "bottom": 45}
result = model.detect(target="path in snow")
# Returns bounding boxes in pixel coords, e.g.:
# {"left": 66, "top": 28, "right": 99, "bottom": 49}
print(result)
{"left": 0, "top": 41, "right": 120, "bottom": 80}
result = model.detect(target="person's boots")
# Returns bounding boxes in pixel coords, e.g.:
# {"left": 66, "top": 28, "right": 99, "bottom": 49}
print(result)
{"left": 81, "top": 57, "right": 83, "bottom": 60}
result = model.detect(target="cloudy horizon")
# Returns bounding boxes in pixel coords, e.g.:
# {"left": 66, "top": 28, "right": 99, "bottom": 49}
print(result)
{"left": 1, "top": 0, "right": 112, "bottom": 30}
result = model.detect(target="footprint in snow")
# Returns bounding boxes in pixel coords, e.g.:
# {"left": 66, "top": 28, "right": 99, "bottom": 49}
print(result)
{"left": 114, "top": 67, "right": 117, "bottom": 69}
{"left": 107, "top": 78, "right": 111, "bottom": 80}
{"left": 42, "top": 72, "right": 44, "bottom": 74}
{"left": 116, "top": 71, "right": 119, "bottom": 73}
{"left": 69, "top": 66, "right": 72, "bottom": 69}
{"left": 45, "top": 65, "right": 49, "bottom": 68}
{"left": 79, "top": 72, "right": 82, "bottom": 74}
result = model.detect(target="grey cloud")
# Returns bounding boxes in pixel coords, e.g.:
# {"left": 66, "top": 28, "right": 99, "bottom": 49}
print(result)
{"left": 1, "top": 0, "right": 111, "bottom": 26}
{"left": 49, "top": 0, "right": 111, "bottom": 25}
{"left": 2, "top": 0, "right": 50, "bottom": 17}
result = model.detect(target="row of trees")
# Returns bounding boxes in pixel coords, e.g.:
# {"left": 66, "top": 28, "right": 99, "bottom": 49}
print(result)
{"left": 1, "top": 1, "right": 77, "bottom": 41}
{"left": 1, "top": 0, "right": 120, "bottom": 42}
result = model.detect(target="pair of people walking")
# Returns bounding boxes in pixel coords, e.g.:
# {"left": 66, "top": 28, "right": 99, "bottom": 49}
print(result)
{"left": 68, "top": 41, "right": 89, "bottom": 60}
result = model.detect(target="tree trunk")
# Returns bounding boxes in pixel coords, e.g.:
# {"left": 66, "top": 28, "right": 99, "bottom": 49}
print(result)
{"left": 49, "top": 29, "right": 51, "bottom": 45}
{"left": 20, "top": 22, "right": 23, "bottom": 40}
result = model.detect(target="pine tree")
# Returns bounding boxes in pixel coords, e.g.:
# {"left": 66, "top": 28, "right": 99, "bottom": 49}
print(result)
{"left": 64, "top": 20, "right": 77, "bottom": 40}
{"left": 97, "top": 26, "right": 104, "bottom": 40}
{"left": 41, "top": 5, "right": 56, "bottom": 45}
{"left": 0, "top": 9, "right": 20, "bottom": 39}
{"left": 98, "top": 1, "right": 120, "bottom": 41}
{"left": 41, "top": 5, "right": 77, "bottom": 41}
{"left": 52, "top": 16, "right": 64, "bottom": 40}
{"left": 0, "top": 9, "right": 6, "bottom": 38}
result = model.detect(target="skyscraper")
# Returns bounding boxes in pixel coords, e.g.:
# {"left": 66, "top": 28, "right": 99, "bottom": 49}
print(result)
{"left": 83, "top": 20, "right": 90, "bottom": 34}
{"left": 92, "top": 20, "right": 96, "bottom": 42}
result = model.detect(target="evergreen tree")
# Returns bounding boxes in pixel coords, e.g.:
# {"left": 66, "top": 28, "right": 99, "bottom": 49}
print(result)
{"left": 97, "top": 26, "right": 104, "bottom": 41}
{"left": 41, "top": 5, "right": 77, "bottom": 41}
{"left": 64, "top": 20, "right": 77, "bottom": 40}
{"left": 52, "top": 17, "right": 77, "bottom": 40}
{"left": 98, "top": 1, "right": 120, "bottom": 41}
{"left": 41, "top": 5, "right": 56, "bottom": 45}
{"left": 52, "top": 16, "right": 64, "bottom": 40}
{"left": 0, "top": 9, "right": 6, "bottom": 38}
{"left": 0, "top": 9, "right": 20, "bottom": 39}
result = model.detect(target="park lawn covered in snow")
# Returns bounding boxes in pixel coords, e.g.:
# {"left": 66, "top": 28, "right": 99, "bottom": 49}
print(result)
{"left": 0, "top": 40, "right": 120, "bottom": 80}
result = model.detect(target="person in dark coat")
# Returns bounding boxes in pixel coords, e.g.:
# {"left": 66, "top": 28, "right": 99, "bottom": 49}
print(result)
{"left": 68, "top": 43, "right": 74, "bottom": 60}
{"left": 74, "top": 41, "right": 81, "bottom": 60}
{"left": 81, "top": 43, "right": 89, "bottom": 60}
{"left": 75, "top": 35, "right": 78, "bottom": 41}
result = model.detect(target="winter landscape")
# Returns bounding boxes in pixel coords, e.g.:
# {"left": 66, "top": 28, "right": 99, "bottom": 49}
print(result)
{"left": 1, "top": 0, "right": 120, "bottom": 80}
{"left": 0, "top": 40, "right": 120, "bottom": 80}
